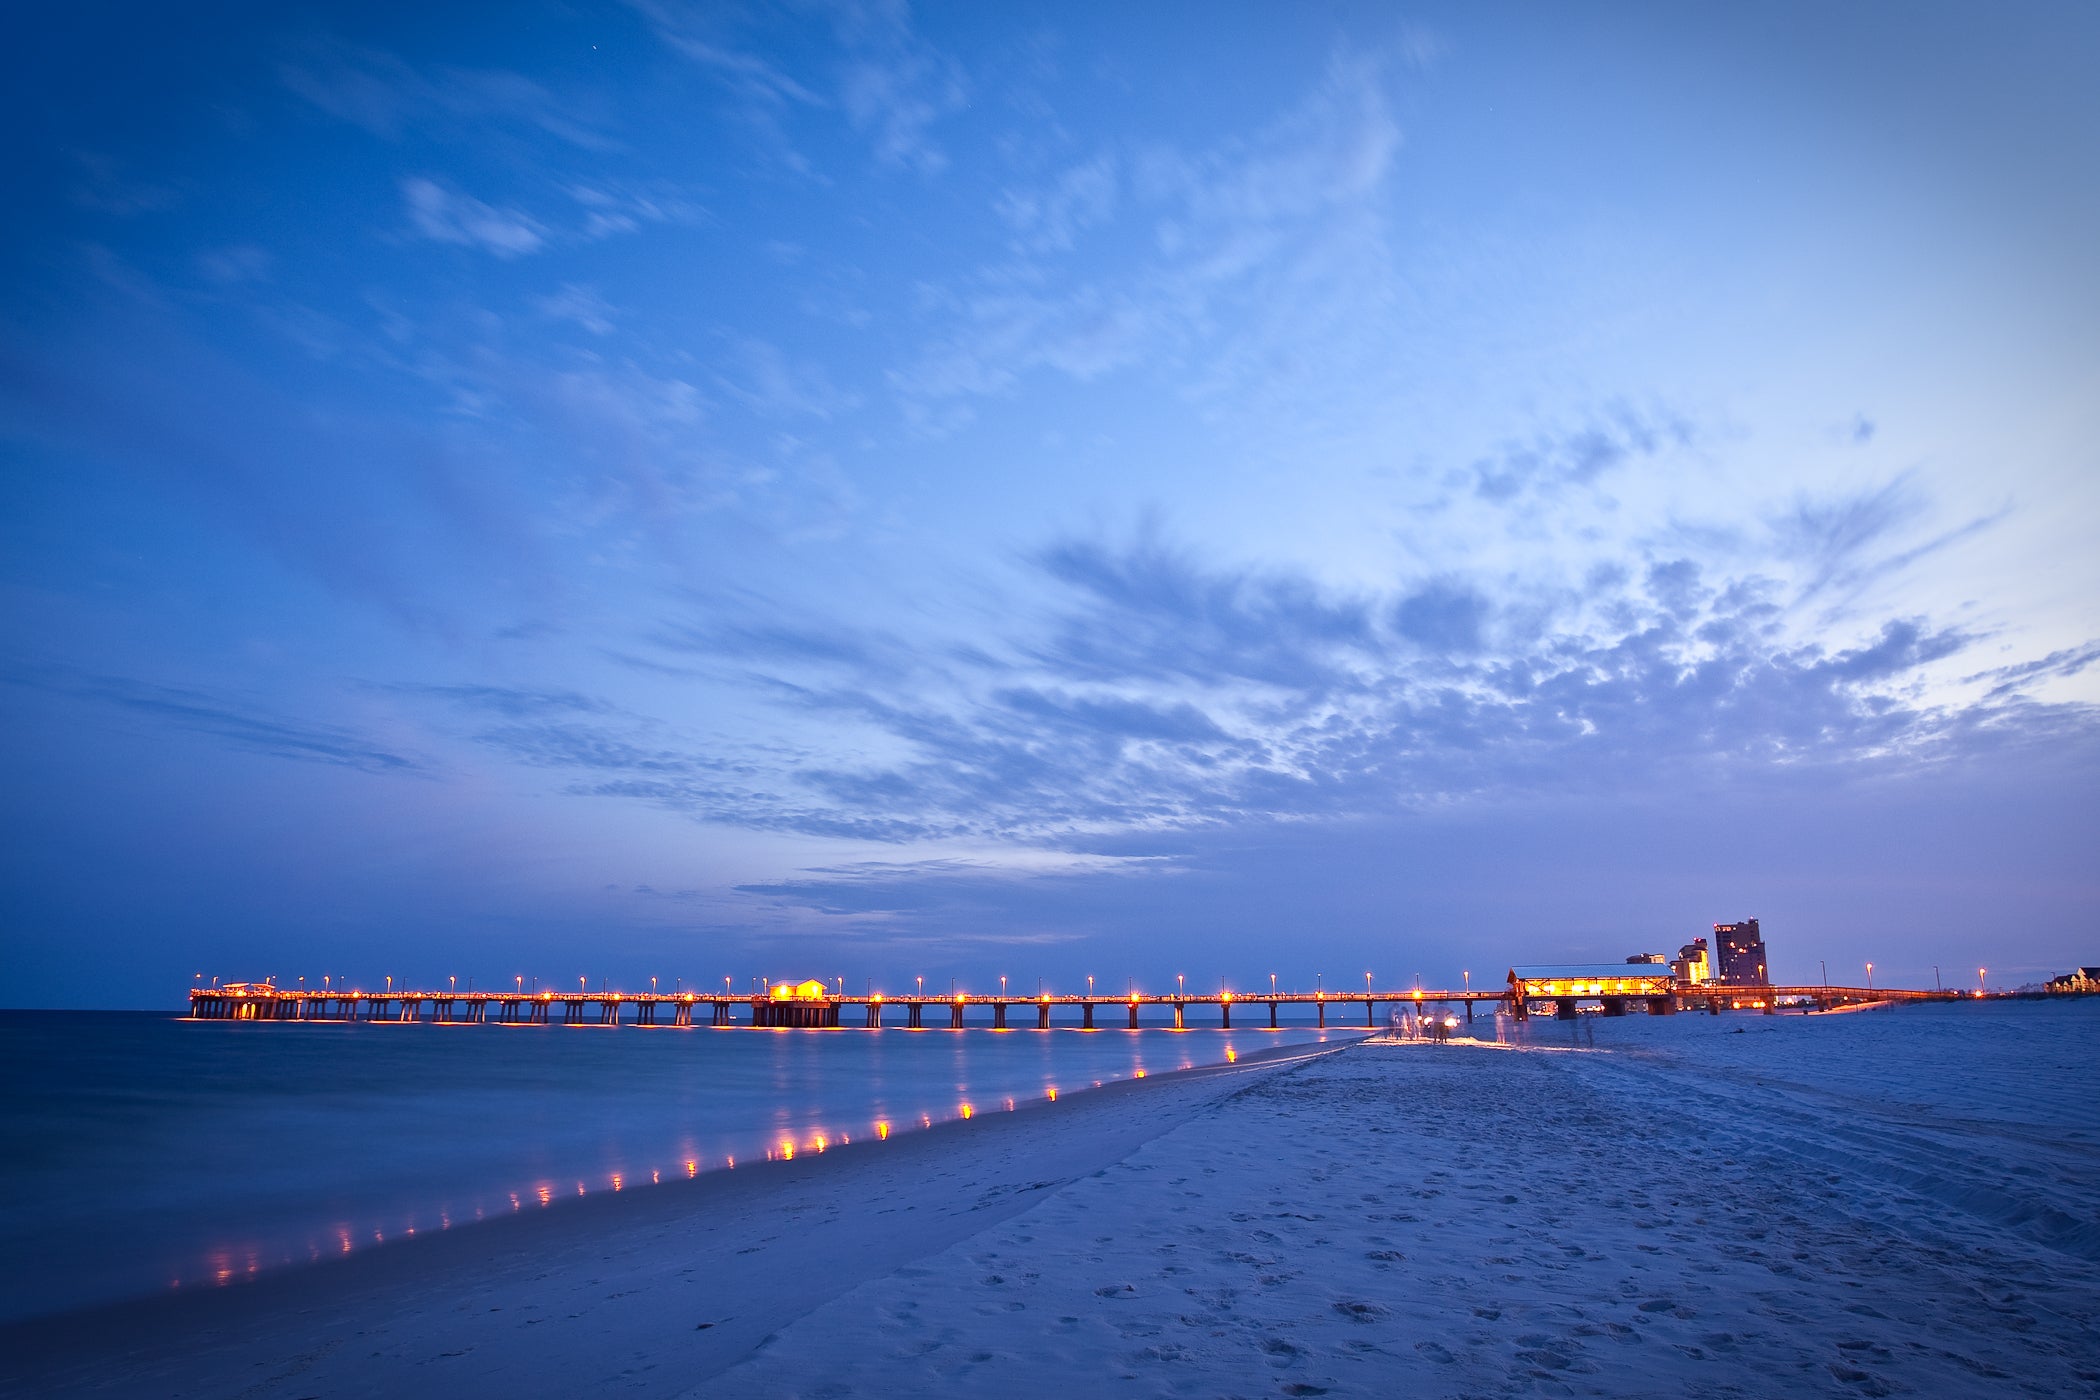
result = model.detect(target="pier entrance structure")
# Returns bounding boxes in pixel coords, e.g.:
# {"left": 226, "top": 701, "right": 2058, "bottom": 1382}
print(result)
{"left": 1509, "top": 964, "right": 1678, "bottom": 1020}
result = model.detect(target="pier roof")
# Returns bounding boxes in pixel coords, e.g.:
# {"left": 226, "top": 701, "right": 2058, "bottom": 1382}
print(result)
{"left": 1508, "top": 965, "right": 1675, "bottom": 994}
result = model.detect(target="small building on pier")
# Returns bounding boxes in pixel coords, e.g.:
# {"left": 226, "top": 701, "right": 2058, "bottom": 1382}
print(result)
{"left": 755, "top": 979, "right": 839, "bottom": 1028}
{"left": 1509, "top": 964, "right": 1677, "bottom": 1019}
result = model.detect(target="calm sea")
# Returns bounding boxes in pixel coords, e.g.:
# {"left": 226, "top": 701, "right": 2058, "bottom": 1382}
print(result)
{"left": 0, "top": 1011, "right": 1343, "bottom": 1321}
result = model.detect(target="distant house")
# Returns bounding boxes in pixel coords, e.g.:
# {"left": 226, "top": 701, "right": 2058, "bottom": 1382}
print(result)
{"left": 2047, "top": 967, "right": 2100, "bottom": 992}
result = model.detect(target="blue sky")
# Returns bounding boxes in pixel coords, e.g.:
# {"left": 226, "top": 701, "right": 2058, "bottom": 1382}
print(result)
{"left": 4, "top": 1, "right": 2096, "bottom": 1006}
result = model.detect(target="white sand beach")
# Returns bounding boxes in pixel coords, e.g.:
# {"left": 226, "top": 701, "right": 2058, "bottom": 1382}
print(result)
{"left": 7, "top": 1028, "right": 2096, "bottom": 1398}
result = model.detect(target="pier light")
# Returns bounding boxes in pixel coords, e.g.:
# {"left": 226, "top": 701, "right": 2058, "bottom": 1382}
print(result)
{"left": 1000, "top": 975, "right": 1008, "bottom": 996}
{"left": 1088, "top": 975, "right": 1095, "bottom": 995}
{"left": 1039, "top": 992, "right": 1048, "bottom": 1003}
{"left": 579, "top": 977, "right": 586, "bottom": 993}
{"left": 449, "top": 976, "right": 455, "bottom": 992}
{"left": 651, "top": 976, "right": 657, "bottom": 993}
{"left": 873, "top": 992, "right": 883, "bottom": 1002}
{"left": 724, "top": 977, "right": 732, "bottom": 995}
{"left": 1865, "top": 961, "right": 1873, "bottom": 990}
{"left": 917, "top": 975, "right": 925, "bottom": 995}
{"left": 516, "top": 976, "right": 522, "bottom": 992}
{"left": 1222, "top": 990, "right": 1232, "bottom": 1002}
{"left": 1977, "top": 967, "right": 1987, "bottom": 995}
{"left": 1366, "top": 971, "right": 1373, "bottom": 995}
{"left": 1270, "top": 974, "right": 1277, "bottom": 995}
{"left": 1177, "top": 973, "right": 1185, "bottom": 997}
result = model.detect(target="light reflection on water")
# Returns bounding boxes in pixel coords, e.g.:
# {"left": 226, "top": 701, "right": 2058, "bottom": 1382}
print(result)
{"left": 0, "top": 1011, "right": 1339, "bottom": 1321}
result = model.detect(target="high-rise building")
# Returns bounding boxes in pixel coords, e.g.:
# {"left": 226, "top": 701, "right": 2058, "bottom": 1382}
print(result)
{"left": 1715, "top": 919, "right": 1768, "bottom": 985}
{"left": 1671, "top": 937, "right": 1711, "bottom": 985}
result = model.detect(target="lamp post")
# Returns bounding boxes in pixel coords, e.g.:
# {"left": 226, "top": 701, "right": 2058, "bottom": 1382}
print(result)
{"left": 1177, "top": 973, "right": 1185, "bottom": 998}
{"left": 1933, "top": 966, "right": 1940, "bottom": 991}
{"left": 1000, "top": 974, "right": 1007, "bottom": 999}
{"left": 516, "top": 975, "right": 523, "bottom": 993}
{"left": 1463, "top": 969, "right": 1470, "bottom": 996}
{"left": 1977, "top": 967, "right": 1987, "bottom": 996}
{"left": 1365, "top": 971, "right": 1373, "bottom": 997}
{"left": 1317, "top": 972, "right": 1323, "bottom": 997}
{"left": 1865, "top": 961, "right": 1873, "bottom": 990}
{"left": 1270, "top": 973, "right": 1278, "bottom": 995}
{"left": 1087, "top": 974, "right": 1094, "bottom": 997}
{"left": 1820, "top": 960, "right": 1827, "bottom": 988}
{"left": 917, "top": 975, "right": 924, "bottom": 996}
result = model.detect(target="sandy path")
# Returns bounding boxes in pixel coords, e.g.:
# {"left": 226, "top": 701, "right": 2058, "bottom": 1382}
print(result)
{"left": 705, "top": 1039, "right": 2100, "bottom": 1398}
{"left": 0, "top": 1041, "right": 1341, "bottom": 1398}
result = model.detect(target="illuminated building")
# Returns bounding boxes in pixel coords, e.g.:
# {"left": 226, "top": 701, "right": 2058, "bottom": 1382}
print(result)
{"left": 1670, "top": 938, "right": 1711, "bottom": 985}
{"left": 754, "top": 979, "right": 839, "bottom": 1028}
{"left": 1714, "top": 919, "right": 1768, "bottom": 986}
{"left": 1507, "top": 964, "right": 1677, "bottom": 1019}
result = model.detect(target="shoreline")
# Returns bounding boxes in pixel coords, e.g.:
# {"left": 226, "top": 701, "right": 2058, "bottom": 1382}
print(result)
{"left": 1, "top": 1035, "right": 1353, "bottom": 1395}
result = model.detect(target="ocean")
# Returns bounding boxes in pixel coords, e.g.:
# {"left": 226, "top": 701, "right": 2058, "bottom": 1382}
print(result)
{"left": 0, "top": 1010, "right": 1344, "bottom": 1322}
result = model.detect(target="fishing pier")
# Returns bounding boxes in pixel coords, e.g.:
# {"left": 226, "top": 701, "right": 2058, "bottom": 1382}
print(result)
{"left": 186, "top": 974, "right": 1955, "bottom": 1028}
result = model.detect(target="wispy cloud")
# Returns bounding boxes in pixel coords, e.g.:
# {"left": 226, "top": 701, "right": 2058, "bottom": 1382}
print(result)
{"left": 5, "top": 665, "right": 425, "bottom": 775}
{"left": 400, "top": 176, "right": 545, "bottom": 257}
{"left": 280, "top": 38, "right": 617, "bottom": 150}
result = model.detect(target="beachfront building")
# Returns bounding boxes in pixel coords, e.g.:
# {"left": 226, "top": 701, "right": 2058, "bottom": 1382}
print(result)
{"left": 1508, "top": 964, "right": 1677, "bottom": 1019}
{"left": 2047, "top": 967, "right": 2100, "bottom": 992}
{"left": 1671, "top": 938, "right": 1712, "bottom": 985}
{"left": 1626, "top": 953, "right": 1668, "bottom": 964}
{"left": 1715, "top": 919, "right": 1769, "bottom": 986}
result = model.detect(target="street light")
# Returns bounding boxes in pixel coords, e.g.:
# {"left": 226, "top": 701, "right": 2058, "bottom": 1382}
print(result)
{"left": 1865, "top": 961, "right": 1873, "bottom": 990}
{"left": 1820, "top": 960, "right": 1827, "bottom": 988}
{"left": 1177, "top": 973, "right": 1185, "bottom": 998}
{"left": 1270, "top": 973, "right": 1277, "bottom": 995}
{"left": 1365, "top": 971, "right": 1373, "bottom": 997}
{"left": 917, "top": 975, "right": 925, "bottom": 996}
{"left": 1000, "top": 974, "right": 1008, "bottom": 998}
{"left": 1087, "top": 974, "right": 1095, "bottom": 996}
{"left": 1977, "top": 967, "right": 1987, "bottom": 996}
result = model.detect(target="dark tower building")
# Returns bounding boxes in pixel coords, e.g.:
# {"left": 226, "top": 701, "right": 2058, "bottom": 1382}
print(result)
{"left": 1715, "top": 919, "right": 1768, "bottom": 985}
